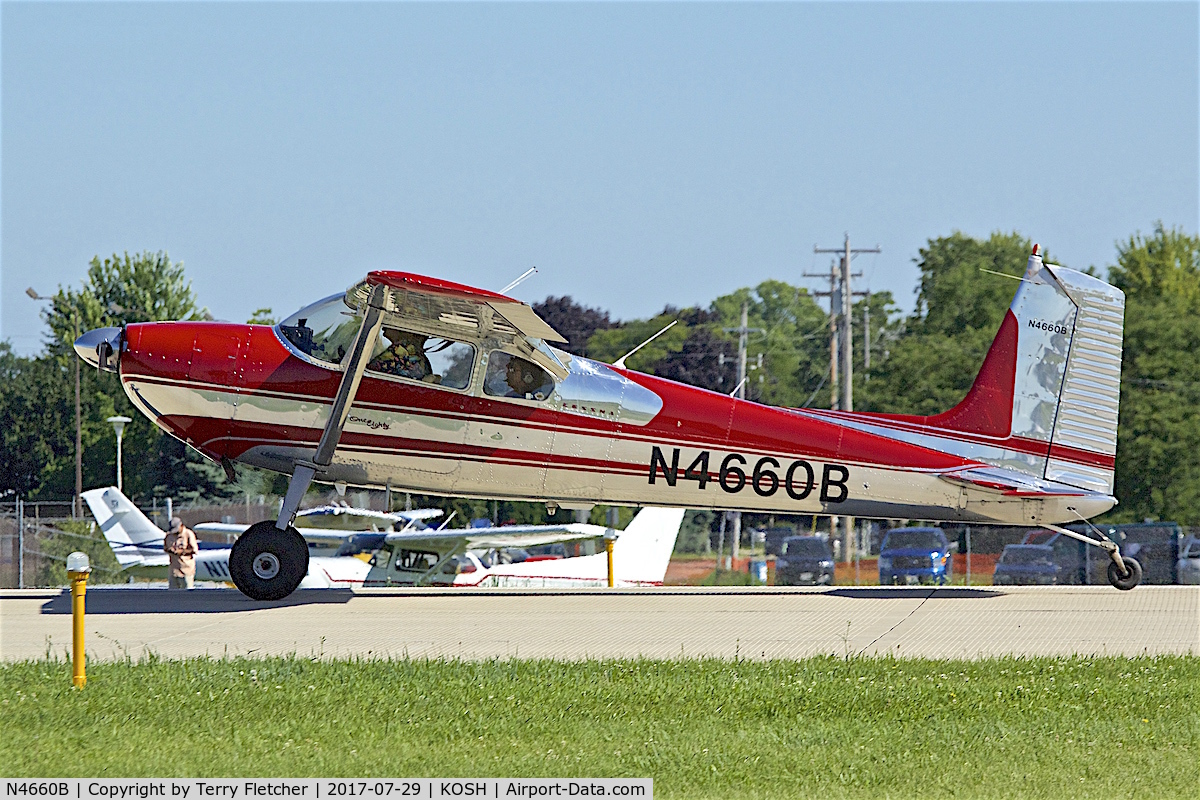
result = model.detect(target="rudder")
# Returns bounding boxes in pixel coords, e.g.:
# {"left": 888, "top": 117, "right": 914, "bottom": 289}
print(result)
{"left": 919, "top": 247, "right": 1125, "bottom": 493}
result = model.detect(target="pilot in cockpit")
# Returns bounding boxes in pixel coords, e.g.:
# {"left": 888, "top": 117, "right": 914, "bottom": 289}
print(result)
{"left": 484, "top": 352, "right": 554, "bottom": 400}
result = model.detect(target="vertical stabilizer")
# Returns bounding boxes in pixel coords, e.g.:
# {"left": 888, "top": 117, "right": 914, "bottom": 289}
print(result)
{"left": 612, "top": 507, "right": 685, "bottom": 584}
{"left": 81, "top": 487, "right": 166, "bottom": 567}
{"left": 919, "top": 247, "right": 1125, "bottom": 493}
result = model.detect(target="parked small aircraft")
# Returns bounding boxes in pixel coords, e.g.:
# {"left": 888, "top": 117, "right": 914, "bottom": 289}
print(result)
{"left": 83, "top": 487, "right": 682, "bottom": 589}
{"left": 193, "top": 503, "right": 445, "bottom": 557}
{"left": 82, "top": 487, "right": 371, "bottom": 588}
{"left": 75, "top": 246, "right": 1138, "bottom": 598}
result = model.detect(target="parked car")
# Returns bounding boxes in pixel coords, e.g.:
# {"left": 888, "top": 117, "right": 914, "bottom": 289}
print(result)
{"left": 1023, "top": 522, "right": 1182, "bottom": 584}
{"left": 878, "top": 527, "right": 952, "bottom": 585}
{"left": 1020, "top": 529, "right": 1088, "bottom": 584}
{"left": 993, "top": 544, "right": 1061, "bottom": 585}
{"left": 1176, "top": 534, "right": 1200, "bottom": 585}
{"left": 764, "top": 526, "right": 797, "bottom": 557}
{"left": 775, "top": 536, "right": 835, "bottom": 586}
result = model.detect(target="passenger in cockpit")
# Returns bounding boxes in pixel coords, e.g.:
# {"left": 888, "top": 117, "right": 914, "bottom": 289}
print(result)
{"left": 371, "top": 328, "right": 432, "bottom": 381}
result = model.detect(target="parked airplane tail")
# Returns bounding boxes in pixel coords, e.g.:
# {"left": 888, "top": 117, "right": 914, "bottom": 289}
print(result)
{"left": 612, "top": 507, "right": 685, "bottom": 584}
{"left": 81, "top": 487, "right": 167, "bottom": 568}
{"left": 910, "top": 247, "right": 1126, "bottom": 494}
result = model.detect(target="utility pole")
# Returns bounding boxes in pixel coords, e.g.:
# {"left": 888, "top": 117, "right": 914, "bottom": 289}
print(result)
{"left": 863, "top": 298, "right": 871, "bottom": 381}
{"left": 803, "top": 258, "right": 867, "bottom": 411}
{"left": 723, "top": 302, "right": 764, "bottom": 563}
{"left": 811, "top": 235, "right": 880, "bottom": 561}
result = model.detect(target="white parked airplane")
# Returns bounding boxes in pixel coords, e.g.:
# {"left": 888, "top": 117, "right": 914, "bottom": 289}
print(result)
{"left": 83, "top": 487, "right": 374, "bottom": 588}
{"left": 365, "top": 506, "right": 684, "bottom": 587}
{"left": 82, "top": 488, "right": 683, "bottom": 589}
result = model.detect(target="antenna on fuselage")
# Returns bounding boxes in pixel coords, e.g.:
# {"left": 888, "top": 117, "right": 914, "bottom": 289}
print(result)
{"left": 613, "top": 319, "right": 678, "bottom": 370}
{"left": 499, "top": 267, "right": 538, "bottom": 295}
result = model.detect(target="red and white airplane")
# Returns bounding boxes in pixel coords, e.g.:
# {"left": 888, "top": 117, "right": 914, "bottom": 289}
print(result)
{"left": 75, "top": 246, "right": 1137, "bottom": 598}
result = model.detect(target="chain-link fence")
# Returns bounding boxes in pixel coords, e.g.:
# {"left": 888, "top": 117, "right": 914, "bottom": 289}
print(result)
{"left": 0, "top": 497, "right": 284, "bottom": 587}
{"left": 0, "top": 504, "right": 125, "bottom": 588}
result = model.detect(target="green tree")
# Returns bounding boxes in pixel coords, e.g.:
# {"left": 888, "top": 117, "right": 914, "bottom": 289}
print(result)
{"left": 0, "top": 344, "right": 74, "bottom": 497}
{"left": 42, "top": 251, "right": 205, "bottom": 355}
{"left": 859, "top": 232, "right": 1037, "bottom": 414}
{"left": 17, "top": 251, "right": 239, "bottom": 504}
{"left": 584, "top": 281, "right": 856, "bottom": 410}
{"left": 1106, "top": 224, "right": 1200, "bottom": 523}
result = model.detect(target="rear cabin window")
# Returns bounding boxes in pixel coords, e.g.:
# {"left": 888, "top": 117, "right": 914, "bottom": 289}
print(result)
{"left": 882, "top": 530, "right": 946, "bottom": 551}
{"left": 783, "top": 538, "right": 829, "bottom": 558}
{"left": 483, "top": 351, "right": 555, "bottom": 401}
{"left": 1001, "top": 548, "right": 1053, "bottom": 565}
{"left": 393, "top": 549, "right": 440, "bottom": 572}
{"left": 367, "top": 326, "right": 475, "bottom": 389}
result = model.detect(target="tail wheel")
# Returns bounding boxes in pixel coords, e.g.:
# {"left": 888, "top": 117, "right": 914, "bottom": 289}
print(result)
{"left": 230, "top": 521, "right": 309, "bottom": 600}
{"left": 1107, "top": 556, "right": 1142, "bottom": 591}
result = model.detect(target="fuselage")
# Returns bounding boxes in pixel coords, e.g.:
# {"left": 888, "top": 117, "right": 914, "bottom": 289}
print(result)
{"left": 110, "top": 318, "right": 1113, "bottom": 526}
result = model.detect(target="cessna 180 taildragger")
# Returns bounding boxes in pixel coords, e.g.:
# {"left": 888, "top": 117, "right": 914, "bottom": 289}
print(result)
{"left": 75, "top": 246, "right": 1138, "bottom": 599}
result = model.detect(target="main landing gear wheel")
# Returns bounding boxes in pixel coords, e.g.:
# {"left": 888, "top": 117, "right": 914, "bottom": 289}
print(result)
{"left": 1107, "top": 556, "right": 1143, "bottom": 591}
{"left": 229, "top": 521, "right": 309, "bottom": 600}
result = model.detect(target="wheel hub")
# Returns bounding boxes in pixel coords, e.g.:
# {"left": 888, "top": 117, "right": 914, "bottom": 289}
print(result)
{"left": 253, "top": 552, "right": 281, "bottom": 580}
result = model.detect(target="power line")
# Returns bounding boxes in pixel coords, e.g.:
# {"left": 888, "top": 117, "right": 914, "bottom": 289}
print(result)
{"left": 809, "top": 235, "right": 880, "bottom": 564}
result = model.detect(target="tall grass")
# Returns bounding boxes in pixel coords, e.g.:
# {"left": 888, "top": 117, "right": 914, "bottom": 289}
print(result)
{"left": 2, "top": 655, "right": 1195, "bottom": 799}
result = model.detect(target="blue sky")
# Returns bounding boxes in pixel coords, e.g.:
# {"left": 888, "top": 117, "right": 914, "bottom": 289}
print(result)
{"left": 3, "top": 2, "right": 1197, "bottom": 355}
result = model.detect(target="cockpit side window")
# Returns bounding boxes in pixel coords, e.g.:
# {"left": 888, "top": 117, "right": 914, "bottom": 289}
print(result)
{"left": 483, "top": 351, "right": 555, "bottom": 401}
{"left": 278, "top": 294, "right": 362, "bottom": 366}
{"left": 366, "top": 326, "right": 475, "bottom": 389}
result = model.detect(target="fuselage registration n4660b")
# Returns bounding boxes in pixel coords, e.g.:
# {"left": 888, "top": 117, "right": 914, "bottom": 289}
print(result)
{"left": 75, "top": 247, "right": 1137, "bottom": 598}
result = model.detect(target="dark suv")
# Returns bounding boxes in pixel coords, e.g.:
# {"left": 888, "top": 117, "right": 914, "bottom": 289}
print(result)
{"left": 993, "top": 544, "right": 1061, "bottom": 585}
{"left": 878, "top": 527, "right": 952, "bottom": 585}
{"left": 775, "top": 536, "right": 835, "bottom": 586}
{"left": 1024, "top": 523, "right": 1182, "bottom": 584}
{"left": 1020, "top": 529, "right": 1087, "bottom": 584}
{"left": 765, "top": 527, "right": 797, "bottom": 557}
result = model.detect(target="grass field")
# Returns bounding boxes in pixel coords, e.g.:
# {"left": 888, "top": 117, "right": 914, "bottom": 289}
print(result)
{"left": 2, "top": 655, "right": 1196, "bottom": 798}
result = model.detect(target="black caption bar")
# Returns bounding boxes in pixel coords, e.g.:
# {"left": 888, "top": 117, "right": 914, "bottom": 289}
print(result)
{"left": 3, "top": 780, "right": 652, "bottom": 800}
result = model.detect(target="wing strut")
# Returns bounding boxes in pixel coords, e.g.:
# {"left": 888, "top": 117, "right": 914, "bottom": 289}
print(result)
{"left": 274, "top": 283, "right": 389, "bottom": 531}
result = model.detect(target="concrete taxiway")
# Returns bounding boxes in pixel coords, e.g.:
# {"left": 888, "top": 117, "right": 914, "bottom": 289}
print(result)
{"left": 1, "top": 585, "right": 1197, "bottom": 662}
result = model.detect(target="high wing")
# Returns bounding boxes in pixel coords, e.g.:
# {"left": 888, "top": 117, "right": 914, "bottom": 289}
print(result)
{"left": 194, "top": 505, "right": 443, "bottom": 540}
{"left": 345, "top": 271, "right": 570, "bottom": 379}
{"left": 384, "top": 522, "right": 611, "bottom": 551}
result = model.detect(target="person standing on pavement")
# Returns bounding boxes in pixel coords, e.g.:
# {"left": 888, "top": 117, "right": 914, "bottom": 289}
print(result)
{"left": 164, "top": 516, "right": 197, "bottom": 589}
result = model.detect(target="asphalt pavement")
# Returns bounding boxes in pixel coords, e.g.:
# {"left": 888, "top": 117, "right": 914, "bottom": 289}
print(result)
{"left": 1, "top": 585, "right": 1196, "bottom": 662}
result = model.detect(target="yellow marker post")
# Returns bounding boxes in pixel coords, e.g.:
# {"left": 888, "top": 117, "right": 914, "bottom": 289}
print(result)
{"left": 66, "top": 552, "right": 91, "bottom": 689}
{"left": 604, "top": 532, "right": 617, "bottom": 588}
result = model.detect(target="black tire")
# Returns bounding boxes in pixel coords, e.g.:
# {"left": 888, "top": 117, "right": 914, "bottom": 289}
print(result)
{"left": 229, "top": 521, "right": 309, "bottom": 600}
{"left": 1107, "top": 555, "right": 1142, "bottom": 591}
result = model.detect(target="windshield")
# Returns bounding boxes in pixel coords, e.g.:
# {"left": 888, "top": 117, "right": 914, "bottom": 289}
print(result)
{"left": 783, "top": 538, "right": 829, "bottom": 558}
{"left": 278, "top": 294, "right": 361, "bottom": 366}
{"left": 1001, "top": 548, "right": 1053, "bottom": 565}
{"left": 882, "top": 530, "right": 946, "bottom": 551}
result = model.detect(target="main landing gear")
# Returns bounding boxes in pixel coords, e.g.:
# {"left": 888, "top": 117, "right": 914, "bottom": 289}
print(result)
{"left": 230, "top": 282, "right": 390, "bottom": 601}
{"left": 229, "top": 522, "right": 310, "bottom": 600}
{"left": 1044, "top": 522, "right": 1142, "bottom": 591}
